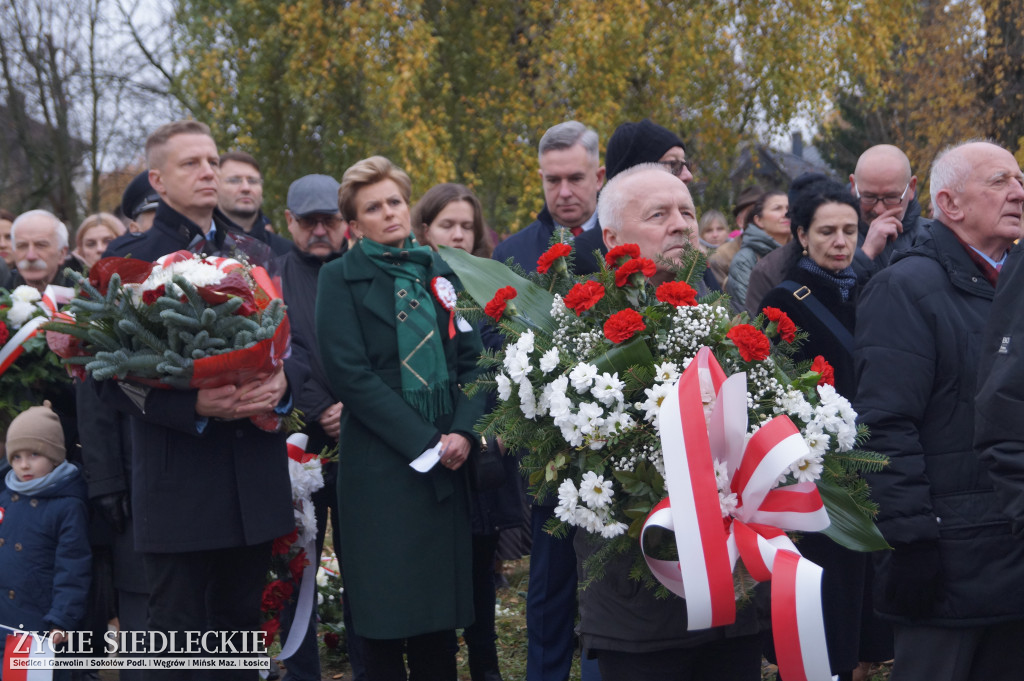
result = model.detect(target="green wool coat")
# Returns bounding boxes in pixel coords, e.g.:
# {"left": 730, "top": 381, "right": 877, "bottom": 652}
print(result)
{"left": 315, "top": 244, "right": 485, "bottom": 639}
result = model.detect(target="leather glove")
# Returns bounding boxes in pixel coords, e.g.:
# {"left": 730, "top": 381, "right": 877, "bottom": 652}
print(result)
{"left": 884, "top": 540, "right": 942, "bottom": 618}
{"left": 94, "top": 492, "right": 130, "bottom": 534}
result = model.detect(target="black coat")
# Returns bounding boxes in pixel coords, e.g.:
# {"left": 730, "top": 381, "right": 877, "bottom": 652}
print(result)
{"left": 492, "top": 205, "right": 560, "bottom": 273}
{"left": 759, "top": 262, "right": 858, "bottom": 399}
{"left": 850, "top": 197, "right": 927, "bottom": 284}
{"left": 854, "top": 220, "right": 1024, "bottom": 626}
{"left": 759, "top": 262, "right": 866, "bottom": 673}
{"left": 98, "top": 202, "right": 307, "bottom": 553}
{"left": 975, "top": 241, "right": 1024, "bottom": 528}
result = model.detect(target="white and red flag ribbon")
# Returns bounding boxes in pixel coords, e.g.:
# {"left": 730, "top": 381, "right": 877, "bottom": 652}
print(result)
{"left": 2, "top": 630, "right": 53, "bottom": 681}
{"left": 641, "top": 346, "right": 832, "bottom": 681}
{"left": 0, "top": 286, "right": 60, "bottom": 377}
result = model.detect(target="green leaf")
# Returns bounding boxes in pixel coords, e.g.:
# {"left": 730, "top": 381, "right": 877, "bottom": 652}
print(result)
{"left": 438, "top": 246, "right": 557, "bottom": 335}
{"left": 592, "top": 336, "right": 655, "bottom": 375}
{"left": 818, "top": 480, "right": 891, "bottom": 552}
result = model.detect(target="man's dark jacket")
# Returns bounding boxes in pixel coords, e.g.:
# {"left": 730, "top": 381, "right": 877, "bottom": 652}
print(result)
{"left": 247, "top": 211, "right": 293, "bottom": 257}
{"left": 855, "top": 220, "right": 1024, "bottom": 625}
{"left": 493, "top": 205, "right": 562, "bottom": 272}
{"left": 975, "top": 241, "right": 1024, "bottom": 530}
{"left": 98, "top": 201, "right": 306, "bottom": 552}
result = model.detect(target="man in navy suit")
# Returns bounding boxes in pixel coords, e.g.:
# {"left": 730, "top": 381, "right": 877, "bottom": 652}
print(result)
{"left": 492, "top": 120, "right": 604, "bottom": 681}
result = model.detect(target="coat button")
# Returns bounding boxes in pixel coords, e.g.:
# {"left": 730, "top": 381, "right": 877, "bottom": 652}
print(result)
{"left": 30, "top": 499, "right": 38, "bottom": 507}
{"left": 14, "top": 543, "right": 22, "bottom": 551}
{"left": 10, "top": 494, "right": 18, "bottom": 502}
{"left": 0, "top": 538, "right": 4, "bottom": 547}
{"left": 7, "top": 590, "right": 13, "bottom": 599}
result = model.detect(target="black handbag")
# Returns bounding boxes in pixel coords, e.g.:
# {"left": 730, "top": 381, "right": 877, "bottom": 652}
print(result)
{"left": 468, "top": 435, "right": 506, "bottom": 490}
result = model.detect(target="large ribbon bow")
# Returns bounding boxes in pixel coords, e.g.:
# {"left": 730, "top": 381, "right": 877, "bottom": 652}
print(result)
{"left": 641, "top": 347, "right": 832, "bottom": 681}
{"left": 0, "top": 286, "right": 59, "bottom": 377}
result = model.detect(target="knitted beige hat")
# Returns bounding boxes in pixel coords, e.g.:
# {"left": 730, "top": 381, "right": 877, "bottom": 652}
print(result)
{"left": 5, "top": 400, "right": 66, "bottom": 466}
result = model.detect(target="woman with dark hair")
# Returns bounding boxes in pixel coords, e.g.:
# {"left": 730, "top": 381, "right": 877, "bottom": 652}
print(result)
{"left": 316, "top": 156, "right": 486, "bottom": 681}
{"left": 411, "top": 182, "right": 521, "bottom": 681}
{"left": 726, "top": 190, "right": 790, "bottom": 308}
{"left": 412, "top": 183, "right": 494, "bottom": 258}
{"left": 758, "top": 176, "right": 891, "bottom": 680}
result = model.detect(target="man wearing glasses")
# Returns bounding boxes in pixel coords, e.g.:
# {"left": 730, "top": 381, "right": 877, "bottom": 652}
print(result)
{"left": 219, "top": 150, "right": 292, "bottom": 255}
{"left": 850, "top": 144, "right": 927, "bottom": 280}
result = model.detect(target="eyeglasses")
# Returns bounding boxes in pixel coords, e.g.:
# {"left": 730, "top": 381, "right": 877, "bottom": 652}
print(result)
{"left": 659, "top": 159, "right": 692, "bottom": 177}
{"left": 298, "top": 214, "right": 343, "bottom": 230}
{"left": 855, "top": 181, "right": 910, "bottom": 208}
{"left": 223, "top": 176, "right": 263, "bottom": 186}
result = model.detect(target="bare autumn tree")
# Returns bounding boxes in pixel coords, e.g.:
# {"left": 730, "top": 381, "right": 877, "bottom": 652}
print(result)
{"left": 0, "top": 0, "right": 174, "bottom": 226}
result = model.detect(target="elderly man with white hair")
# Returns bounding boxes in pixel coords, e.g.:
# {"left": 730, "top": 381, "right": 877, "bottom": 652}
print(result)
{"left": 857, "top": 140, "right": 1024, "bottom": 681}
{"left": 5, "top": 209, "right": 71, "bottom": 292}
{"left": 576, "top": 163, "right": 763, "bottom": 681}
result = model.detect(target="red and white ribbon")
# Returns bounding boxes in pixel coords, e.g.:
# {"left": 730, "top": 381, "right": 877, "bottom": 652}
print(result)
{"left": 431, "top": 276, "right": 457, "bottom": 339}
{"left": 0, "top": 286, "right": 60, "bottom": 377}
{"left": 2, "top": 628, "right": 53, "bottom": 680}
{"left": 277, "top": 433, "right": 319, "bottom": 662}
{"left": 641, "top": 347, "right": 832, "bottom": 681}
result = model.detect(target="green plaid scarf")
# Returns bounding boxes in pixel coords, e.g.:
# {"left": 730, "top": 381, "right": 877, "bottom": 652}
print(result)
{"left": 360, "top": 236, "right": 452, "bottom": 422}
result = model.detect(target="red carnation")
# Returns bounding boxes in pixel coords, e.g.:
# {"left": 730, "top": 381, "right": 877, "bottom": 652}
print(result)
{"left": 655, "top": 281, "right": 698, "bottom": 307}
{"left": 141, "top": 285, "right": 166, "bottom": 305}
{"left": 484, "top": 286, "right": 517, "bottom": 322}
{"left": 271, "top": 529, "right": 299, "bottom": 556}
{"left": 261, "top": 618, "right": 280, "bottom": 647}
{"left": 564, "top": 280, "right": 605, "bottom": 316}
{"left": 537, "top": 243, "right": 572, "bottom": 274}
{"left": 288, "top": 550, "right": 309, "bottom": 580}
{"left": 323, "top": 632, "right": 340, "bottom": 650}
{"left": 762, "top": 306, "right": 797, "bottom": 343}
{"left": 811, "top": 355, "right": 835, "bottom": 386}
{"left": 261, "top": 579, "right": 294, "bottom": 611}
{"left": 605, "top": 243, "right": 641, "bottom": 268}
{"left": 614, "top": 258, "right": 657, "bottom": 287}
{"left": 727, "top": 324, "right": 771, "bottom": 362}
{"left": 603, "top": 308, "right": 646, "bottom": 343}
{"left": 0, "top": 320, "right": 9, "bottom": 346}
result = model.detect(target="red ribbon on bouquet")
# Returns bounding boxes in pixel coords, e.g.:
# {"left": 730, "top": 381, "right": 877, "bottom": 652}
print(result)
{"left": 641, "top": 347, "right": 832, "bottom": 681}
{"left": 0, "top": 286, "right": 59, "bottom": 377}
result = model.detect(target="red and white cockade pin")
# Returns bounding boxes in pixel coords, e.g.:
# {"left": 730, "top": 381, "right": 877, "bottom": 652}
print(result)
{"left": 431, "top": 277, "right": 458, "bottom": 339}
{"left": 0, "top": 506, "right": 5, "bottom": 525}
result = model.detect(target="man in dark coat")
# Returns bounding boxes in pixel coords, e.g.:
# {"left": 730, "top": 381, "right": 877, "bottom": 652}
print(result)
{"left": 849, "top": 144, "right": 928, "bottom": 282}
{"left": 491, "top": 121, "right": 604, "bottom": 681}
{"left": 4, "top": 210, "right": 74, "bottom": 291}
{"left": 218, "top": 150, "right": 292, "bottom": 256}
{"left": 854, "top": 140, "right": 1024, "bottom": 681}
{"left": 577, "top": 164, "right": 762, "bottom": 681}
{"left": 274, "top": 173, "right": 367, "bottom": 681}
{"left": 101, "top": 120, "right": 305, "bottom": 678}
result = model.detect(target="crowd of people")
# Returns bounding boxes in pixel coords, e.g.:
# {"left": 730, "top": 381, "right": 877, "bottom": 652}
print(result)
{"left": 2, "top": 114, "right": 1024, "bottom": 681}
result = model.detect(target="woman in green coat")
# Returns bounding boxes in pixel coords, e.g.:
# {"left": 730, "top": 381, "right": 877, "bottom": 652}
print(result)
{"left": 315, "top": 156, "right": 485, "bottom": 681}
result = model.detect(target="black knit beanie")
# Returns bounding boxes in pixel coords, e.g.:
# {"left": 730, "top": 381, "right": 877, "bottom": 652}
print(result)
{"left": 605, "top": 119, "right": 686, "bottom": 181}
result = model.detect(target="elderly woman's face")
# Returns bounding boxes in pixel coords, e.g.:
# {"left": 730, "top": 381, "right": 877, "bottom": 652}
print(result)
{"left": 349, "top": 179, "right": 411, "bottom": 248}
{"left": 799, "top": 202, "right": 858, "bottom": 272}
{"left": 79, "top": 225, "right": 117, "bottom": 266}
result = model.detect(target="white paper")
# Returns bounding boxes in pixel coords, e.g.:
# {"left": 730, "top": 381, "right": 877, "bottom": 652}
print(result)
{"left": 409, "top": 441, "right": 446, "bottom": 472}
{"left": 456, "top": 315, "right": 473, "bottom": 333}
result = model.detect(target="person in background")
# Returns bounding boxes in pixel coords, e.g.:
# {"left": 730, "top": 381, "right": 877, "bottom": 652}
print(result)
{"left": 72, "top": 213, "right": 124, "bottom": 269}
{"left": 697, "top": 210, "right": 730, "bottom": 252}
{"left": 726, "top": 190, "right": 789, "bottom": 309}
{"left": 217, "top": 150, "right": 292, "bottom": 255}
{"left": 316, "top": 156, "right": 486, "bottom": 681}
{"left": 0, "top": 208, "right": 15, "bottom": 283}
{"left": 120, "top": 171, "right": 160, "bottom": 235}
{"left": 706, "top": 185, "right": 763, "bottom": 288}
{"left": 5, "top": 209, "right": 72, "bottom": 291}
{"left": 413, "top": 182, "right": 523, "bottom": 681}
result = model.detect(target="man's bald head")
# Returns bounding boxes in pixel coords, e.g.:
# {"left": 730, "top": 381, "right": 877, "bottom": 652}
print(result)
{"left": 851, "top": 144, "right": 917, "bottom": 220}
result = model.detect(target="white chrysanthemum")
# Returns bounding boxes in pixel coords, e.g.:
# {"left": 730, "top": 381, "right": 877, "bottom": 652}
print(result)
{"left": 592, "top": 372, "right": 625, "bottom": 407}
{"left": 600, "top": 521, "right": 629, "bottom": 538}
{"left": 835, "top": 423, "right": 857, "bottom": 451}
{"left": 569, "top": 363, "right": 598, "bottom": 393}
{"left": 495, "top": 373, "right": 512, "bottom": 401}
{"left": 557, "top": 478, "right": 579, "bottom": 510}
{"left": 790, "top": 453, "right": 824, "bottom": 483}
{"left": 558, "top": 419, "right": 584, "bottom": 447}
{"left": 574, "top": 506, "right": 607, "bottom": 534}
{"left": 641, "top": 383, "right": 673, "bottom": 427}
{"left": 713, "top": 459, "right": 731, "bottom": 492}
{"left": 576, "top": 402, "right": 605, "bottom": 436}
{"left": 6, "top": 300, "right": 36, "bottom": 328}
{"left": 518, "top": 379, "right": 538, "bottom": 419}
{"left": 653, "top": 361, "right": 680, "bottom": 383}
{"left": 539, "top": 347, "right": 560, "bottom": 373}
{"left": 316, "top": 567, "right": 328, "bottom": 587}
{"left": 504, "top": 349, "right": 531, "bottom": 383}
{"left": 11, "top": 285, "right": 41, "bottom": 303}
{"left": 803, "top": 428, "right": 830, "bottom": 458}
{"left": 579, "top": 470, "right": 614, "bottom": 508}
{"left": 719, "top": 491, "right": 739, "bottom": 518}
{"left": 516, "top": 329, "right": 535, "bottom": 354}
{"left": 600, "top": 411, "right": 635, "bottom": 437}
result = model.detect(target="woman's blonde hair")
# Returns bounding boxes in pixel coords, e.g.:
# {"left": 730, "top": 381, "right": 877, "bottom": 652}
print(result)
{"left": 75, "top": 212, "right": 124, "bottom": 251}
{"left": 338, "top": 156, "right": 412, "bottom": 223}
